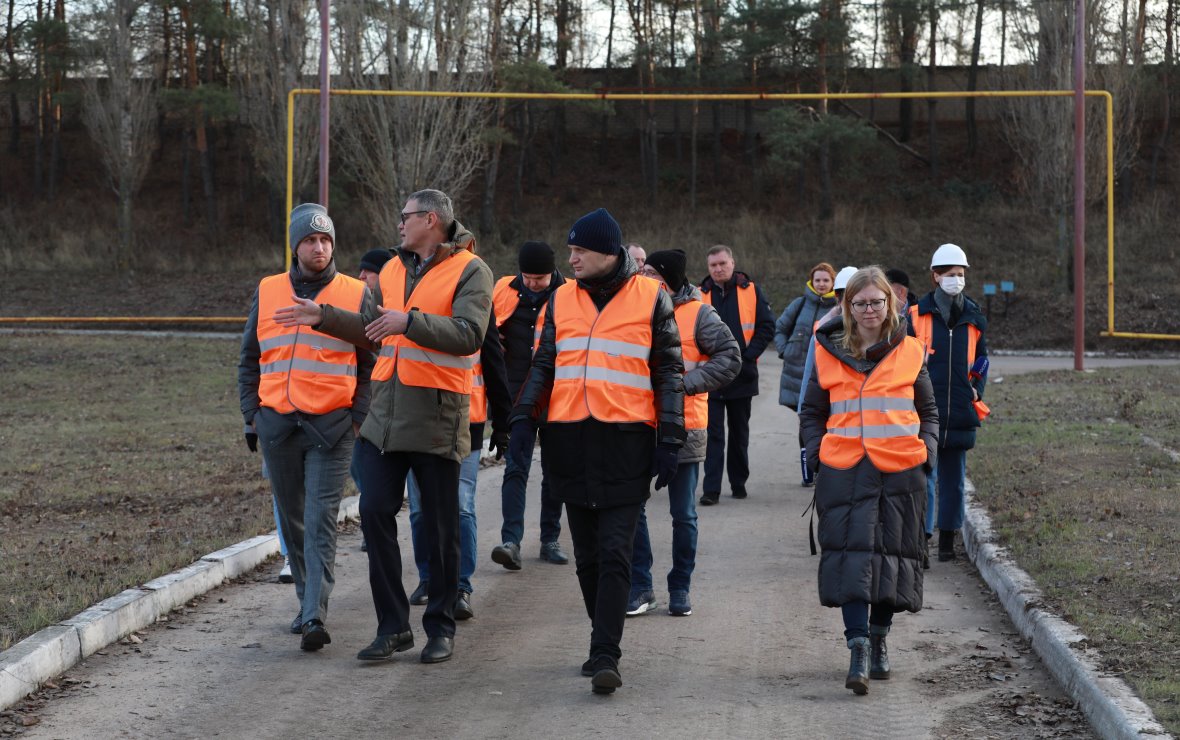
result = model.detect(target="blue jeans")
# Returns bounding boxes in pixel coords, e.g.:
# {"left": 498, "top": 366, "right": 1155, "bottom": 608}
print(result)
{"left": 631, "top": 462, "right": 699, "bottom": 595}
{"left": 408, "top": 448, "right": 479, "bottom": 595}
{"left": 925, "top": 446, "right": 968, "bottom": 534}
{"left": 499, "top": 425, "right": 563, "bottom": 545}
{"left": 841, "top": 601, "right": 894, "bottom": 641}
{"left": 271, "top": 494, "right": 287, "bottom": 558}
{"left": 261, "top": 426, "right": 353, "bottom": 624}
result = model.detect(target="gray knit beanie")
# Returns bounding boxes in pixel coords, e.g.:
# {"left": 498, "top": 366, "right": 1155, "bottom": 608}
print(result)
{"left": 289, "top": 203, "right": 335, "bottom": 252}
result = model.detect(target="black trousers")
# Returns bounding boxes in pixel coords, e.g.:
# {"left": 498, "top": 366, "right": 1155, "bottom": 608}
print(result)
{"left": 565, "top": 501, "right": 644, "bottom": 665}
{"left": 355, "top": 438, "right": 460, "bottom": 639}
{"left": 703, "top": 396, "right": 752, "bottom": 494}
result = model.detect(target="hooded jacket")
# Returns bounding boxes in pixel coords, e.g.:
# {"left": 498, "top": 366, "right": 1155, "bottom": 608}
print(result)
{"left": 512, "top": 249, "right": 686, "bottom": 509}
{"left": 913, "top": 290, "right": 988, "bottom": 450}
{"left": 671, "top": 283, "right": 742, "bottom": 463}
{"left": 798, "top": 318, "right": 939, "bottom": 612}
{"left": 774, "top": 283, "right": 838, "bottom": 408}
{"left": 698, "top": 271, "right": 775, "bottom": 399}
{"left": 238, "top": 262, "right": 376, "bottom": 450}
{"left": 314, "top": 220, "right": 494, "bottom": 463}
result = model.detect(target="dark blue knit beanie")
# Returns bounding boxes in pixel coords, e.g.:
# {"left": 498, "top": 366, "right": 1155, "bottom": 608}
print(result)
{"left": 567, "top": 208, "right": 622, "bottom": 255}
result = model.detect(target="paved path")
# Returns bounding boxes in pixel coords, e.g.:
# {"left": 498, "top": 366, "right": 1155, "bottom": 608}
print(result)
{"left": 20, "top": 357, "right": 1095, "bottom": 739}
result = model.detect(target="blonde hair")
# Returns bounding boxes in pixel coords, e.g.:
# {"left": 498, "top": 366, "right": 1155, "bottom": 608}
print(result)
{"left": 839, "top": 266, "right": 901, "bottom": 358}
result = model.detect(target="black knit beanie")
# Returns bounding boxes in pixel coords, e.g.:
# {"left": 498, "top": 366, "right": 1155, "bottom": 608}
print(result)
{"left": 517, "top": 240, "right": 556, "bottom": 275}
{"left": 567, "top": 208, "right": 622, "bottom": 255}
{"left": 646, "top": 249, "right": 687, "bottom": 292}
{"left": 359, "top": 248, "right": 393, "bottom": 274}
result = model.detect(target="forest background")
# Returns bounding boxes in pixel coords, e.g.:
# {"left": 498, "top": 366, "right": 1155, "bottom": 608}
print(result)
{"left": 1, "top": 0, "right": 1178, "bottom": 347}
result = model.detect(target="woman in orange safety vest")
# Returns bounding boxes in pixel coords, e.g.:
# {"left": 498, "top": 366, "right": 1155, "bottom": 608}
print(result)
{"left": 799, "top": 266, "right": 940, "bottom": 696}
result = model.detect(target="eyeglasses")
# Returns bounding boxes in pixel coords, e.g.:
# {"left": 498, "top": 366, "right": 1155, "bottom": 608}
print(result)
{"left": 399, "top": 210, "right": 429, "bottom": 224}
{"left": 850, "top": 299, "right": 887, "bottom": 313}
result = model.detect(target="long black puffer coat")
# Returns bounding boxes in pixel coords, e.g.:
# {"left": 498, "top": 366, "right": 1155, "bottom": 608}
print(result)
{"left": 511, "top": 249, "right": 686, "bottom": 509}
{"left": 798, "top": 319, "right": 940, "bottom": 612}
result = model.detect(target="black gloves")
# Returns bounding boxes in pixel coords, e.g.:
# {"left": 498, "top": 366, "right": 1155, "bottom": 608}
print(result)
{"left": 488, "top": 427, "right": 510, "bottom": 461}
{"left": 244, "top": 423, "right": 258, "bottom": 453}
{"left": 507, "top": 418, "right": 536, "bottom": 469}
{"left": 651, "top": 442, "right": 679, "bottom": 490}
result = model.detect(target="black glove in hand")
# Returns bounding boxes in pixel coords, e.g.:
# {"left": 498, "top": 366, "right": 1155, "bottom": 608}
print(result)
{"left": 245, "top": 432, "right": 258, "bottom": 453}
{"left": 489, "top": 428, "right": 510, "bottom": 461}
{"left": 507, "top": 419, "right": 536, "bottom": 468}
{"left": 651, "top": 442, "right": 679, "bottom": 490}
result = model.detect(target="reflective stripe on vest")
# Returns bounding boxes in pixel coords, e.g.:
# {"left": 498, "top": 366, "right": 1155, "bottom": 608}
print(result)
{"left": 814, "top": 336, "right": 927, "bottom": 473}
{"left": 470, "top": 351, "right": 487, "bottom": 424}
{"left": 675, "top": 299, "right": 709, "bottom": 431}
{"left": 909, "top": 305, "right": 980, "bottom": 366}
{"left": 493, "top": 274, "right": 546, "bottom": 353}
{"left": 372, "top": 250, "right": 478, "bottom": 394}
{"left": 256, "top": 273, "right": 365, "bottom": 415}
{"left": 548, "top": 275, "right": 660, "bottom": 425}
{"left": 704, "top": 281, "right": 757, "bottom": 345}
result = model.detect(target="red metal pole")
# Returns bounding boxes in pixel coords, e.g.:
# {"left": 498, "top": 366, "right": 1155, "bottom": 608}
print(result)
{"left": 1073, "top": 0, "right": 1085, "bottom": 370}
{"left": 317, "top": 0, "right": 330, "bottom": 207}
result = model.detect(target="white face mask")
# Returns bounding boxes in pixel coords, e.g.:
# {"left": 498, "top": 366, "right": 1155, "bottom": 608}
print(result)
{"left": 939, "top": 275, "right": 966, "bottom": 296}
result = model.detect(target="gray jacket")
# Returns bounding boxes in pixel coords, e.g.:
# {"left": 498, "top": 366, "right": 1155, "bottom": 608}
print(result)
{"left": 315, "top": 221, "right": 494, "bottom": 463}
{"left": 675, "top": 284, "right": 741, "bottom": 463}
{"left": 774, "top": 287, "right": 837, "bottom": 408}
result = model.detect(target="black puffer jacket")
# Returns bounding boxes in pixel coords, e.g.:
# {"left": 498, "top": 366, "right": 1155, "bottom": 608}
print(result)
{"left": 498, "top": 270, "right": 566, "bottom": 399}
{"left": 774, "top": 284, "right": 838, "bottom": 408}
{"left": 798, "top": 319, "right": 939, "bottom": 612}
{"left": 512, "top": 250, "right": 685, "bottom": 509}
{"left": 698, "top": 271, "right": 775, "bottom": 399}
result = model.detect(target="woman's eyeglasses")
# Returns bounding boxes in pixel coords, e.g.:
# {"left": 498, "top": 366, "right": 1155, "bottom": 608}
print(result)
{"left": 850, "top": 299, "right": 887, "bottom": 313}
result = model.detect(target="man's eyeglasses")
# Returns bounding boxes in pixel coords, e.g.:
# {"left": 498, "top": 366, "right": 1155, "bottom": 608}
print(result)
{"left": 850, "top": 299, "right": 887, "bottom": 313}
{"left": 399, "top": 210, "right": 429, "bottom": 224}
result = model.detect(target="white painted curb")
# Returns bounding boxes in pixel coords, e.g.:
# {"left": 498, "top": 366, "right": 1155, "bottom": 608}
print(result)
{"left": 963, "top": 481, "right": 1171, "bottom": 739}
{"left": 0, "top": 495, "right": 360, "bottom": 711}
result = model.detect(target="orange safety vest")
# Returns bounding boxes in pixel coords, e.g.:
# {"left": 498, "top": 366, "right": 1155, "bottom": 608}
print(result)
{"left": 256, "top": 273, "right": 365, "bottom": 415}
{"left": 492, "top": 275, "right": 546, "bottom": 352}
{"left": 814, "top": 336, "right": 927, "bottom": 473}
{"left": 704, "top": 281, "right": 758, "bottom": 345}
{"left": 675, "top": 299, "right": 709, "bottom": 431}
{"left": 908, "top": 305, "right": 982, "bottom": 367}
{"left": 372, "top": 250, "right": 478, "bottom": 393}
{"left": 548, "top": 275, "right": 661, "bottom": 426}
{"left": 470, "top": 351, "right": 487, "bottom": 423}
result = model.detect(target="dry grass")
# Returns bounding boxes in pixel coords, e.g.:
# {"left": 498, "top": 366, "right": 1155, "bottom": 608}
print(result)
{"left": 0, "top": 333, "right": 283, "bottom": 650}
{"left": 971, "top": 365, "right": 1180, "bottom": 734}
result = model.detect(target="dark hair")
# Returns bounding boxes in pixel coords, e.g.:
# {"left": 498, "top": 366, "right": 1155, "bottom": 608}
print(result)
{"left": 885, "top": 268, "right": 910, "bottom": 288}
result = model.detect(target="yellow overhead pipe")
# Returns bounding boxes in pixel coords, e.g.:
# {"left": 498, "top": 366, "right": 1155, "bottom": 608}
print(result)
{"left": 0, "top": 317, "right": 245, "bottom": 323}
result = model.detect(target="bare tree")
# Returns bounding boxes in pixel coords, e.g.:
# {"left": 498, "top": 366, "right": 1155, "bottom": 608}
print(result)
{"left": 1002, "top": 0, "right": 1143, "bottom": 290}
{"left": 80, "top": 0, "right": 158, "bottom": 267}
{"left": 335, "top": 0, "right": 491, "bottom": 241}
{"left": 236, "top": 0, "right": 317, "bottom": 244}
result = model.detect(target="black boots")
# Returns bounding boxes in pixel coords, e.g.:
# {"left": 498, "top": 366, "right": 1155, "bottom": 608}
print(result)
{"left": 869, "top": 625, "right": 890, "bottom": 680}
{"left": 938, "top": 529, "right": 957, "bottom": 561}
{"left": 845, "top": 637, "right": 870, "bottom": 694}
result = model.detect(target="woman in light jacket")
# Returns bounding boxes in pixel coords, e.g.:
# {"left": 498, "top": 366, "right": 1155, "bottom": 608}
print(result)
{"left": 775, "top": 262, "right": 837, "bottom": 486}
{"left": 799, "top": 266, "right": 939, "bottom": 695}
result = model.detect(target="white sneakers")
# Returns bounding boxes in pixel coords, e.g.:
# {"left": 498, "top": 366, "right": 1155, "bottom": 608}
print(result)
{"left": 279, "top": 557, "right": 294, "bottom": 584}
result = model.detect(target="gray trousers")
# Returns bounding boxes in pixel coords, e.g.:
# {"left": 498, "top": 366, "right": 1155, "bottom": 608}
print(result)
{"left": 261, "top": 425, "right": 354, "bottom": 625}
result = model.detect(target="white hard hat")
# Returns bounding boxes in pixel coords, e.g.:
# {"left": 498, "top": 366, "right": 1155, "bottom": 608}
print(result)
{"left": 833, "top": 266, "right": 858, "bottom": 291}
{"left": 930, "top": 243, "right": 969, "bottom": 269}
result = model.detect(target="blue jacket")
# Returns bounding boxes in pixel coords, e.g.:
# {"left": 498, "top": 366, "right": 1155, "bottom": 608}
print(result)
{"left": 913, "top": 292, "right": 988, "bottom": 450}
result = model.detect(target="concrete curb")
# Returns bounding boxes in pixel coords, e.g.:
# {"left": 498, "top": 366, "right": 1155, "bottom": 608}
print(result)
{"left": 963, "top": 481, "right": 1171, "bottom": 739}
{"left": 0, "top": 496, "right": 360, "bottom": 711}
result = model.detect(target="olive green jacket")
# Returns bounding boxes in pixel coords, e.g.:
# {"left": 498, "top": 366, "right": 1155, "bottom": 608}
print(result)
{"left": 315, "top": 221, "right": 493, "bottom": 462}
